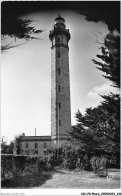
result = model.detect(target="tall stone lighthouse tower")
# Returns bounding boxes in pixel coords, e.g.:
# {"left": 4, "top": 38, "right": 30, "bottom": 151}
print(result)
{"left": 49, "top": 15, "right": 71, "bottom": 147}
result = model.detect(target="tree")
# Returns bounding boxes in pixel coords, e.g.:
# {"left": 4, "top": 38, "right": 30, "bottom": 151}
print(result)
{"left": 70, "top": 104, "right": 120, "bottom": 156}
{"left": 1, "top": 2, "right": 44, "bottom": 52}
{"left": 80, "top": 1, "right": 120, "bottom": 32}
{"left": 69, "top": 1, "right": 120, "bottom": 164}
{"left": 70, "top": 124, "right": 101, "bottom": 156}
{"left": 1, "top": 136, "right": 13, "bottom": 154}
{"left": 1, "top": 136, "right": 7, "bottom": 154}
{"left": 12, "top": 134, "right": 23, "bottom": 155}
{"left": 70, "top": 33, "right": 120, "bottom": 155}
{"left": 93, "top": 32, "right": 120, "bottom": 88}
{"left": 92, "top": 31, "right": 120, "bottom": 153}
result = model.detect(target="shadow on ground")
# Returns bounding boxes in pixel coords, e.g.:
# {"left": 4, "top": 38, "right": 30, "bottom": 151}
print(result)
{"left": 1, "top": 172, "right": 53, "bottom": 188}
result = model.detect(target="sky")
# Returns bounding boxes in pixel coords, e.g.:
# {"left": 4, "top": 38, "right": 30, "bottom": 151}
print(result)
{"left": 1, "top": 10, "right": 118, "bottom": 143}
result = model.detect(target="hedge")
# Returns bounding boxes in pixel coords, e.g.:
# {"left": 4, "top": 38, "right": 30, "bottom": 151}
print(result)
{"left": 1, "top": 154, "right": 46, "bottom": 180}
{"left": 1, "top": 147, "right": 120, "bottom": 181}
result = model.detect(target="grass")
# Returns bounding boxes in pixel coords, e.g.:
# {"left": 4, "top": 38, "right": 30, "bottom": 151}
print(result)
{"left": 35, "top": 169, "right": 121, "bottom": 189}
{"left": 2, "top": 169, "right": 120, "bottom": 189}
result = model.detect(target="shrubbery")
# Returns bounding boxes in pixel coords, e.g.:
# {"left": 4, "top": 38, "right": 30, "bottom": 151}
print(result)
{"left": 1, "top": 145, "right": 119, "bottom": 185}
{"left": 48, "top": 145, "right": 91, "bottom": 171}
{"left": 90, "top": 156, "right": 108, "bottom": 177}
{"left": 1, "top": 155, "right": 45, "bottom": 181}
{"left": 1, "top": 155, "right": 13, "bottom": 179}
{"left": 48, "top": 144, "right": 119, "bottom": 176}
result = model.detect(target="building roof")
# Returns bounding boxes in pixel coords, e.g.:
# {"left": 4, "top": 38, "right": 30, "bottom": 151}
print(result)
{"left": 21, "top": 135, "right": 51, "bottom": 142}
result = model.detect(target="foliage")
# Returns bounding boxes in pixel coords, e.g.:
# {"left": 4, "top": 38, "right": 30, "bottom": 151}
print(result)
{"left": 1, "top": 155, "right": 13, "bottom": 179}
{"left": 11, "top": 134, "right": 23, "bottom": 154}
{"left": 93, "top": 32, "right": 120, "bottom": 151}
{"left": 83, "top": 154, "right": 91, "bottom": 170}
{"left": 1, "top": 155, "right": 37, "bottom": 180}
{"left": 79, "top": 2, "right": 120, "bottom": 164}
{"left": 2, "top": 1, "right": 120, "bottom": 33}
{"left": 1, "top": 136, "right": 14, "bottom": 154}
{"left": 2, "top": 17, "right": 43, "bottom": 40}
{"left": 90, "top": 156, "right": 108, "bottom": 177}
{"left": 48, "top": 148, "right": 64, "bottom": 169}
{"left": 1, "top": 157, "right": 52, "bottom": 188}
{"left": 23, "top": 157, "right": 40, "bottom": 174}
{"left": 80, "top": 1, "right": 120, "bottom": 32}
{"left": 93, "top": 32, "right": 120, "bottom": 88}
{"left": 48, "top": 144, "right": 119, "bottom": 173}
{"left": 69, "top": 104, "right": 120, "bottom": 157}
{"left": 1, "top": 136, "right": 8, "bottom": 154}
{"left": 107, "top": 154, "right": 119, "bottom": 169}
{"left": 1, "top": 154, "right": 52, "bottom": 183}
{"left": 62, "top": 147, "right": 78, "bottom": 170}
{"left": 1, "top": 1, "right": 120, "bottom": 52}
{"left": 70, "top": 123, "right": 101, "bottom": 156}
{"left": 49, "top": 145, "right": 91, "bottom": 171}
{"left": 93, "top": 32, "right": 120, "bottom": 157}
{"left": 69, "top": 30, "right": 120, "bottom": 162}
{"left": 1, "top": 151, "right": 119, "bottom": 187}
{"left": 1, "top": 2, "right": 43, "bottom": 52}
{"left": 1, "top": 134, "right": 24, "bottom": 155}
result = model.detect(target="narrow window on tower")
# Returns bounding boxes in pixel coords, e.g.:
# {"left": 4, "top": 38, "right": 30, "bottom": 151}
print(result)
{"left": 25, "top": 143, "right": 28, "bottom": 148}
{"left": 35, "top": 143, "right": 38, "bottom": 148}
{"left": 59, "top": 85, "right": 61, "bottom": 92}
{"left": 58, "top": 68, "right": 61, "bottom": 75}
{"left": 59, "top": 103, "right": 61, "bottom": 109}
{"left": 59, "top": 120, "right": 61, "bottom": 126}
{"left": 58, "top": 52, "right": 60, "bottom": 58}
{"left": 58, "top": 37, "right": 61, "bottom": 43}
{"left": 44, "top": 143, "right": 47, "bottom": 148}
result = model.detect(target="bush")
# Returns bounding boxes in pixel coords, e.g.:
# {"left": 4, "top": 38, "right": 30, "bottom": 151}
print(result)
{"left": 1, "top": 155, "right": 49, "bottom": 181}
{"left": 1, "top": 155, "right": 14, "bottom": 179}
{"left": 90, "top": 155, "right": 108, "bottom": 177}
{"left": 97, "top": 169, "right": 108, "bottom": 177}
{"left": 24, "top": 160, "right": 38, "bottom": 174}
{"left": 1, "top": 178, "right": 15, "bottom": 188}
{"left": 90, "top": 156, "right": 98, "bottom": 173}
{"left": 106, "top": 154, "right": 120, "bottom": 168}
{"left": 48, "top": 145, "right": 92, "bottom": 171}
{"left": 83, "top": 154, "right": 91, "bottom": 171}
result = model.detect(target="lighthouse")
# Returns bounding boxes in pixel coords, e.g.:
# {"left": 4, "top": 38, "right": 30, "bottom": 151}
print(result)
{"left": 49, "top": 15, "right": 71, "bottom": 147}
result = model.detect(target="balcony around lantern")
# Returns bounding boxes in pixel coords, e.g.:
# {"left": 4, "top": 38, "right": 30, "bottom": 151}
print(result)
{"left": 49, "top": 28, "right": 70, "bottom": 41}
{"left": 49, "top": 28, "right": 69, "bottom": 35}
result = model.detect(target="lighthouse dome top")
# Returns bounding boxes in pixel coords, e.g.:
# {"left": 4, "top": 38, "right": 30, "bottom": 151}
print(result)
{"left": 54, "top": 14, "right": 65, "bottom": 24}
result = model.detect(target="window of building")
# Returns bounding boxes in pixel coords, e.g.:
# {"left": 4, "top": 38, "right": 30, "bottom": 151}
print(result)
{"left": 25, "top": 143, "right": 28, "bottom": 148}
{"left": 57, "top": 37, "right": 61, "bottom": 43}
{"left": 44, "top": 143, "right": 47, "bottom": 148}
{"left": 59, "top": 102, "right": 61, "bottom": 109}
{"left": 58, "top": 68, "right": 61, "bottom": 75}
{"left": 58, "top": 52, "right": 60, "bottom": 58}
{"left": 35, "top": 149, "right": 38, "bottom": 155}
{"left": 59, "top": 85, "right": 61, "bottom": 92}
{"left": 59, "top": 120, "right": 61, "bottom": 126}
{"left": 35, "top": 143, "right": 38, "bottom": 148}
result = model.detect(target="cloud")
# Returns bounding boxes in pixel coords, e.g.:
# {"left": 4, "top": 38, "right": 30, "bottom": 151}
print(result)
{"left": 87, "top": 83, "right": 116, "bottom": 99}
